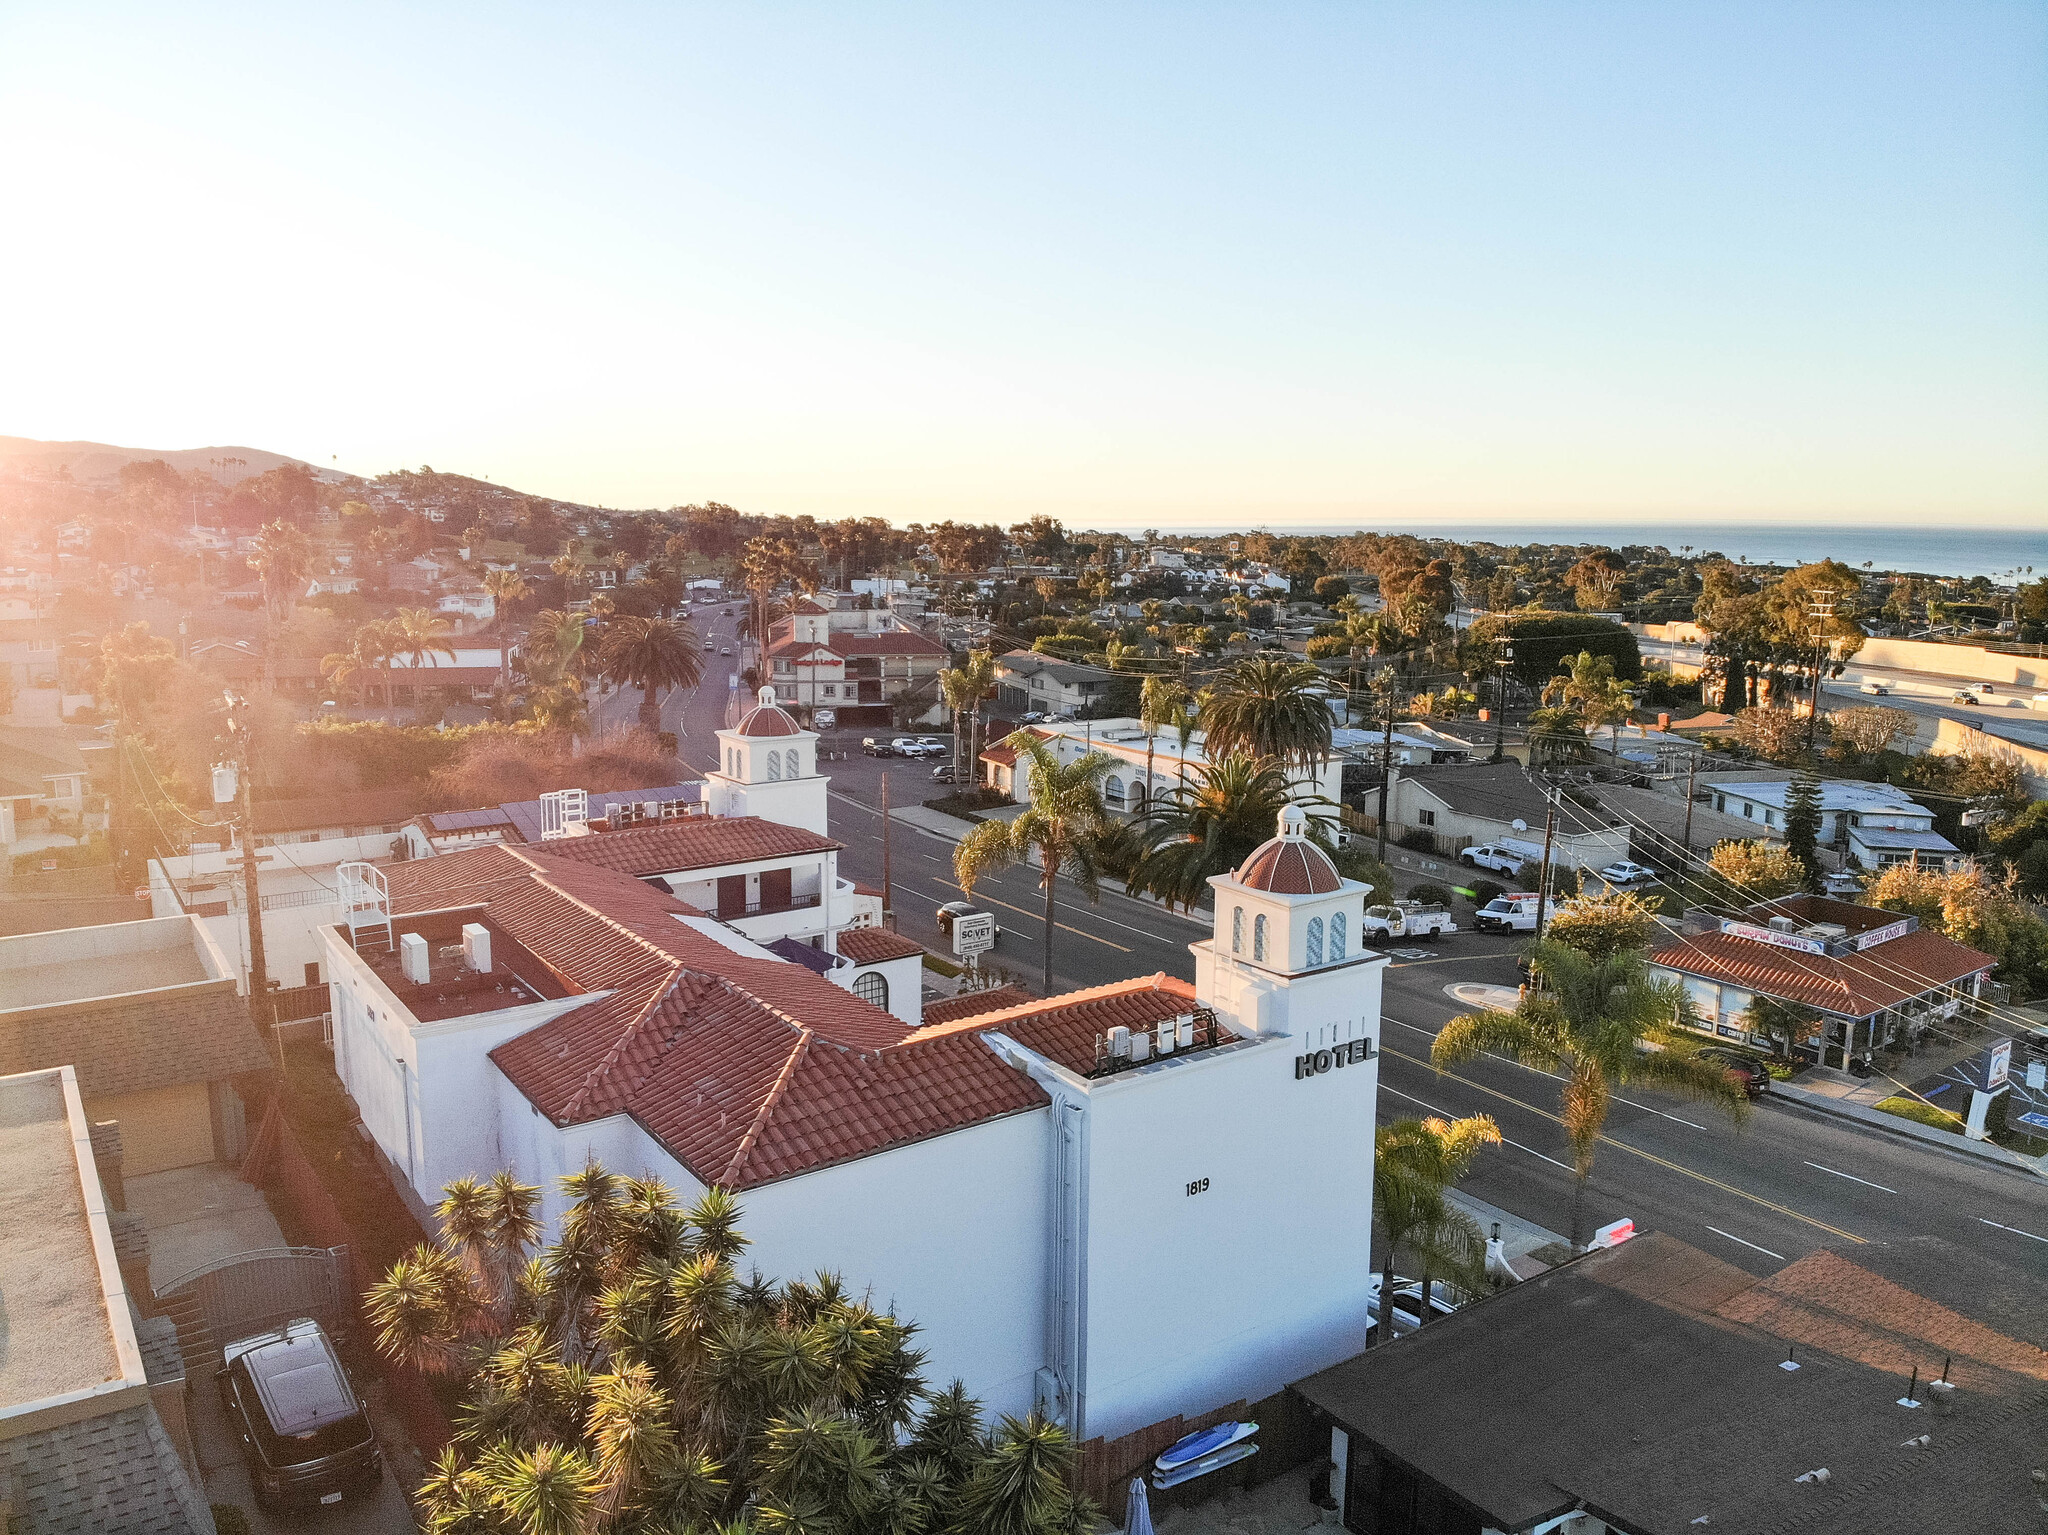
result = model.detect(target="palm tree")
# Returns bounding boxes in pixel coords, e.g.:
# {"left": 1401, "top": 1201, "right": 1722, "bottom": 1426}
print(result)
{"left": 1127, "top": 756, "right": 1334, "bottom": 911}
{"left": 550, "top": 551, "right": 586, "bottom": 598}
{"left": 482, "top": 568, "right": 531, "bottom": 684}
{"left": 955, "top": 732, "right": 1115, "bottom": 993}
{"left": 318, "top": 645, "right": 370, "bottom": 706}
{"left": 1544, "top": 649, "right": 1635, "bottom": 764}
{"left": 1138, "top": 673, "right": 1190, "bottom": 813}
{"left": 1198, "top": 655, "right": 1334, "bottom": 768}
{"left": 939, "top": 649, "right": 997, "bottom": 788}
{"left": 1372, "top": 1114, "right": 1501, "bottom": 1343}
{"left": 1432, "top": 938, "right": 1752, "bottom": 1250}
{"left": 388, "top": 606, "right": 457, "bottom": 705}
{"left": 246, "top": 519, "right": 312, "bottom": 691}
{"left": 368, "top": 1165, "right": 1097, "bottom": 1534}
{"left": 596, "top": 615, "right": 703, "bottom": 735}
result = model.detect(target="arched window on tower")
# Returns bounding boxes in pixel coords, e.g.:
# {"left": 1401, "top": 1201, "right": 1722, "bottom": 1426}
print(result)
{"left": 1252, "top": 914, "right": 1268, "bottom": 963}
{"left": 785, "top": 748, "right": 801, "bottom": 779}
{"left": 1231, "top": 907, "right": 1244, "bottom": 954}
{"left": 1305, "top": 917, "right": 1323, "bottom": 967}
{"left": 1329, "top": 911, "right": 1347, "bottom": 961}
{"left": 853, "top": 970, "right": 889, "bottom": 1010}
{"left": 766, "top": 751, "right": 782, "bottom": 782}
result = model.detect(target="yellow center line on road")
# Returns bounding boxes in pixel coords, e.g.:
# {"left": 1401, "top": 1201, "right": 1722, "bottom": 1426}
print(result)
{"left": 1380, "top": 1045, "right": 1866, "bottom": 1245}
{"left": 927, "top": 878, "right": 1133, "bottom": 952}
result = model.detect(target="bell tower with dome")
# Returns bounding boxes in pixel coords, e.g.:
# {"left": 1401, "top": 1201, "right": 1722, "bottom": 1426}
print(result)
{"left": 1194, "top": 804, "right": 1388, "bottom": 1051}
{"left": 704, "top": 687, "right": 828, "bottom": 835}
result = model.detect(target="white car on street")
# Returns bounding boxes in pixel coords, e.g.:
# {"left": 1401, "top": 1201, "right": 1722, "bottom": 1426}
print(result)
{"left": 1596, "top": 861, "right": 1656, "bottom": 886}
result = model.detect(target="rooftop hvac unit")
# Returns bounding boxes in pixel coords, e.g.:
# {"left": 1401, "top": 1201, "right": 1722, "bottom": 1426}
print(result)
{"left": 399, "top": 932, "right": 431, "bottom": 985}
{"left": 1801, "top": 923, "right": 1849, "bottom": 941}
{"left": 1767, "top": 916, "right": 1795, "bottom": 932}
{"left": 1107, "top": 1025, "right": 1131, "bottom": 1060}
{"left": 462, "top": 922, "right": 492, "bottom": 974}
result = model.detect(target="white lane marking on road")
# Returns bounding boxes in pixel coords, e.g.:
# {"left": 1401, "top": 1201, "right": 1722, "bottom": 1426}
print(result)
{"left": 1706, "top": 1226, "right": 1786, "bottom": 1261}
{"left": 1382, "top": 1015, "right": 1707, "bottom": 1130}
{"left": 1804, "top": 1161, "right": 1897, "bottom": 1194}
{"left": 1979, "top": 1218, "right": 2048, "bottom": 1244}
{"left": 928, "top": 878, "right": 1179, "bottom": 946}
{"left": 1381, "top": 1085, "right": 1574, "bottom": 1172}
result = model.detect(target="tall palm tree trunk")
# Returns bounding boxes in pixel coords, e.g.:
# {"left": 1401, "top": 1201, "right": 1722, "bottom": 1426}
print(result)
{"left": 1040, "top": 874, "right": 1057, "bottom": 995}
{"left": 640, "top": 686, "right": 662, "bottom": 735}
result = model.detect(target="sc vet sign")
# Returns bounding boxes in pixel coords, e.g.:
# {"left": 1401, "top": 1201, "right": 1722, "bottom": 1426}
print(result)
{"left": 951, "top": 911, "right": 997, "bottom": 958}
{"left": 1296, "top": 1037, "right": 1378, "bottom": 1079}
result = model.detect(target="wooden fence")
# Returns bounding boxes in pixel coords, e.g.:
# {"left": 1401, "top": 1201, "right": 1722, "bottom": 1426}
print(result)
{"left": 245, "top": 1099, "right": 453, "bottom": 1458}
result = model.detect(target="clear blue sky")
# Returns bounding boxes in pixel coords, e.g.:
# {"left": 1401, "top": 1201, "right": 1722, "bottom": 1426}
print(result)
{"left": 2, "top": 3, "right": 2043, "bottom": 528}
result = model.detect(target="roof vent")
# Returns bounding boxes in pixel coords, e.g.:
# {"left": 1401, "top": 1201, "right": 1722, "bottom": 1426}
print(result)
{"left": 399, "top": 932, "right": 430, "bottom": 985}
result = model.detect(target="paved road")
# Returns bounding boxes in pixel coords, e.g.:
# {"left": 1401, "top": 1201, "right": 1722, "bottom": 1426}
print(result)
{"left": 631, "top": 605, "right": 2048, "bottom": 1282}
{"left": 1376, "top": 949, "right": 2048, "bottom": 1281}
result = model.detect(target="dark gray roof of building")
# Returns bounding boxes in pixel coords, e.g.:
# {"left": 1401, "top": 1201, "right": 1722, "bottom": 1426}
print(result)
{"left": 1398, "top": 762, "right": 1625, "bottom": 832}
{"left": 0, "top": 1401, "right": 213, "bottom": 1534}
{"left": 1294, "top": 1232, "right": 2048, "bottom": 1535}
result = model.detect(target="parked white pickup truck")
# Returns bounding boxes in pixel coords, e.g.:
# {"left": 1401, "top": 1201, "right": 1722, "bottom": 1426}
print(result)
{"left": 1460, "top": 838, "right": 1544, "bottom": 876}
{"left": 1361, "top": 901, "right": 1458, "bottom": 942}
{"left": 1473, "top": 893, "right": 1543, "bottom": 933}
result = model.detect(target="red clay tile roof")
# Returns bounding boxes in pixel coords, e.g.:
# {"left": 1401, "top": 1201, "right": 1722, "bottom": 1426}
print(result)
{"left": 791, "top": 599, "right": 831, "bottom": 615}
{"left": 1236, "top": 836, "right": 1342, "bottom": 895}
{"left": 768, "top": 638, "right": 840, "bottom": 661}
{"left": 904, "top": 973, "right": 1199, "bottom": 1076}
{"left": 736, "top": 703, "right": 801, "bottom": 736}
{"left": 837, "top": 927, "right": 925, "bottom": 965}
{"left": 377, "top": 844, "right": 1043, "bottom": 1188}
{"left": 1649, "top": 927, "right": 1995, "bottom": 1016}
{"left": 919, "top": 985, "right": 1037, "bottom": 1026}
{"left": 828, "top": 630, "right": 947, "bottom": 658}
{"left": 532, "top": 816, "right": 840, "bottom": 875}
{"left": 979, "top": 727, "right": 1051, "bottom": 768}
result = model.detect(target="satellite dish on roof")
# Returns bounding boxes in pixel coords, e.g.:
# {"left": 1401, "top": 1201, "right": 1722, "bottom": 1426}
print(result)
{"left": 1512, "top": 818, "right": 1527, "bottom": 833}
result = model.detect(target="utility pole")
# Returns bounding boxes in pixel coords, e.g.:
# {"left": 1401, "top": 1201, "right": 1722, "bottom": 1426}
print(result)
{"left": 1681, "top": 751, "right": 1700, "bottom": 865}
{"left": 880, "top": 771, "right": 895, "bottom": 931}
{"left": 1531, "top": 789, "right": 1560, "bottom": 938}
{"left": 1805, "top": 589, "right": 1837, "bottom": 752}
{"left": 1491, "top": 639, "right": 1514, "bottom": 763}
{"left": 1375, "top": 670, "right": 1397, "bottom": 864}
{"left": 220, "top": 691, "right": 283, "bottom": 1072}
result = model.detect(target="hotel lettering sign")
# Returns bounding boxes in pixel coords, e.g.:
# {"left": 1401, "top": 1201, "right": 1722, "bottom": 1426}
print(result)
{"left": 1854, "top": 918, "right": 1915, "bottom": 951}
{"left": 1296, "top": 1038, "right": 1378, "bottom": 1079}
{"left": 1720, "top": 920, "right": 1825, "bottom": 954}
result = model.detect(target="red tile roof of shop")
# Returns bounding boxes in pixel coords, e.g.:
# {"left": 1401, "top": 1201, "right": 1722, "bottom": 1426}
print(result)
{"left": 979, "top": 727, "right": 1052, "bottom": 768}
{"left": 837, "top": 927, "right": 925, "bottom": 965}
{"left": 904, "top": 973, "right": 1199, "bottom": 1075}
{"left": 919, "top": 986, "right": 1037, "bottom": 1026}
{"left": 792, "top": 599, "right": 831, "bottom": 615}
{"left": 768, "top": 638, "right": 841, "bottom": 661}
{"left": 376, "top": 843, "right": 1045, "bottom": 1187}
{"left": 1649, "top": 928, "right": 1995, "bottom": 1016}
{"left": 827, "top": 630, "right": 947, "bottom": 658}
{"left": 524, "top": 816, "right": 840, "bottom": 875}
{"left": 1235, "top": 836, "right": 1342, "bottom": 895}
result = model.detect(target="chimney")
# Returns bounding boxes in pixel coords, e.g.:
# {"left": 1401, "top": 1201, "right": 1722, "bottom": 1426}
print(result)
{"left": 399, "top": 931, "right": 430, "bottom": 984}
{"left": 1658, "top": 712, "right": 1671, "bottom": 730}
{"left": 462, "top": 922, "right": 492, "bottom": 974}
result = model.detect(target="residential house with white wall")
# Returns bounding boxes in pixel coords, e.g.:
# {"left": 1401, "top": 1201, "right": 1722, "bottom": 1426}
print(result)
{"left": 1380, "top": 762, "right": 1633, "bottom": 870}
{"left": 765, "top": 596, "right": 948, "bottom": 726}
{"left": 1700, "top": 773, "right": 1958, "bottom": 871}
{"left": 992, "top": 650, "right": 1117, "bottom": 719}
{"left": 322, "top": 806, "right": 1385, "bottom": 1443}
{"left": 983, "top": 717, "right": 1345, "bottom": 822}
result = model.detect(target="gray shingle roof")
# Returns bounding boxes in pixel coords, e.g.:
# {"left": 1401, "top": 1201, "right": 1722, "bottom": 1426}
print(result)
{"left": 0, "top": 1402, "right": 214, "bottom": 1534}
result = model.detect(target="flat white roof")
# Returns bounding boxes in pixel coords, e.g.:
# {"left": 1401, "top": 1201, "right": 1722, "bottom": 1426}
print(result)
{"left": 0, "top": 914, "right": 229, "bottom": 1014}
{"left": 0, "top": 1067, "right": 142, "bottom": 1422}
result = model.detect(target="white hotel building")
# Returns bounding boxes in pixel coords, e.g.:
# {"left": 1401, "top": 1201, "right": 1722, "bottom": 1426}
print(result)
{"left": 323, "top": 696, "right": 1386, "bottom": 1442}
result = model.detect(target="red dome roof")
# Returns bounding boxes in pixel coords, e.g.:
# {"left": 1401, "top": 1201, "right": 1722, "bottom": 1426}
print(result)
{"left": 736, "top": 704, "right": 799, "bottom": 737}
{"left": 734, "top": 686, "right": 801, "bottom": 737}
{"left": 1235, "top": 837, "right": 1342, "bottom": 895}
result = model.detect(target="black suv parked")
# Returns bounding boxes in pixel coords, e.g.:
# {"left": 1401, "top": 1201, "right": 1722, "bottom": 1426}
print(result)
{"left": 220, "top": 1318, "right": 383, "bottom": 1510}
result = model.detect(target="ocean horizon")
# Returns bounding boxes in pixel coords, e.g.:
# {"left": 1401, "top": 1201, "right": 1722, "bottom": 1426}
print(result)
{"left": 1110, "top": 522, "right": 2044, "bottom": 580}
